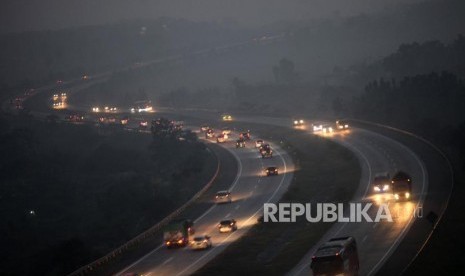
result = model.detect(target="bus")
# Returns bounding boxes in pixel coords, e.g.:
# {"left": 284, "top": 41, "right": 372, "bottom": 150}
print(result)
{"left": 310, "top": 236, "right": 359, "bottom": 276}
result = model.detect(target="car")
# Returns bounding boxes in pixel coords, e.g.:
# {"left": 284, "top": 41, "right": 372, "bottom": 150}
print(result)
{"left": 215, "top": 190, "right": 232, "bottom": 204}
{"left": 261, "top": 148, "right": 273, "bottom": 158}
{"left": 322, "top": 124, "right": 334, "bottom": 134}
{"left": 373, "top": 172, "right": 391, "bottom": 193}
{"left": 239, "top": 131, "right": 251, "bottom": 140}
{"left": 218, "top": 219, "right": 237, "bottom": 233}
{"left": 255, "top": 139, "right": 264, "bottom": 148}
{"left": 200, "top": 125, "right": 209, "bottom": 132}
{"left": 259, "top": 143, "right": 271, "bottom": 152}
{"left": 92, "top": 107, "right": 100, "bottom": 112}
{"left": 120, "top": 117, "right": 129, "bottom": 125}
{"left": 139, "top": 121, "right": 148, "bottom": 129}
{"left": 312, "top": 123, "right": 324, "bottom": 132}
{"left": 190, "top": 235, "right": 212, "bottom": 250}
{"left": 205, "top": 128, "right": 215, "bottom": 139}
{"left": 336, "top": 120, "right": 350, "bottom": 130}
{"left": 222, "top": 127, "right": 232, "bottom": 135}
{"left": 236, "top": 139, "right": 246, "bottom": 148}
{"left": 217, "top": 134, "right": 228, "bottom": 143}
{"left": 265, "top": 166, "right": 279, "bottom": 176}
{"left": 293, "top": 119, "right": 305, "bottom": 126}
{"left": 311, "top": 236, "right": 359, "bottom": 276}
{"left": 391, "top": 171, "right": 412, "bottom": 201}
{"left": 222, "top": 114, "right": 233, "bottom": 121}
{"left": 104, "top": 106, "right": 117, "bottom": 112}
{"left": 66, "top": 114, "right": 84, "bottom": 122}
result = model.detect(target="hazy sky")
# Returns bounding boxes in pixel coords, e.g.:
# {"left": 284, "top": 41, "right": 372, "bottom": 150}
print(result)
{"left": 1, "top": 0, "right": 425, "bottom": 33}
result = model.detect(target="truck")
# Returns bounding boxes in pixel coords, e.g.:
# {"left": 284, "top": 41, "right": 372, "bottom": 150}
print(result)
{"left": 163, "top": 219, "right": 194, "bottom": 248}
{"left": 391, "top": 171, "right": 412, "bottom": 201}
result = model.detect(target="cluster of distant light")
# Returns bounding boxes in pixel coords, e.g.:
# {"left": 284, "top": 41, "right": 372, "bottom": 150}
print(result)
{"left": 131, "top": 106, "right": 153, "bottom": 113}
{"left": 52, "top": 92, "right": 67, "bottom": 109}
{"left": 91, "top": 104, "right": 153, "bottom": 113}
{"left": 92, "top": 106, "right": 117, "bottom": 113}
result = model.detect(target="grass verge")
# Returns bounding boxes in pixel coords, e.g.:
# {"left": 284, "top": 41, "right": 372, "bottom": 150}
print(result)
{"left": 191, "top": 121, "right": 361, "bottom": 275}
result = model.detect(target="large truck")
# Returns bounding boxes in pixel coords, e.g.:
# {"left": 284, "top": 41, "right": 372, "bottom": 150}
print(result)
{"left": 163, "top": 219, "right": 194, "bottom": 248}
{"left": 391, "top": 171, "right": 412, "bottom": 201}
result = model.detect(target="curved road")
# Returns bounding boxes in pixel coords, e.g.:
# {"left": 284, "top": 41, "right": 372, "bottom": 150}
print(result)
{"left": 116, "top": 130, "right": 294, "bottom": 276}
{"left": 4, "top": 70, "right": 451, "bottom": 275}
{"left": 157, "top": 110, "right": 446, "bottom": 276}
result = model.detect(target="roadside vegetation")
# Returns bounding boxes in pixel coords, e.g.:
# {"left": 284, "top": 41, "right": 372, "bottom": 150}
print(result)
{"left": 194, "top": 123, "right": 361, "bottom": 275}
{"left": 0, "top": 114, "right": 216, "bottom": 276}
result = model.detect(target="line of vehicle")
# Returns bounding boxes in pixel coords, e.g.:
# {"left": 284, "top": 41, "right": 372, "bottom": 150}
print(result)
{"left": 174, "top": 143, "right": 289, "bottom": 276}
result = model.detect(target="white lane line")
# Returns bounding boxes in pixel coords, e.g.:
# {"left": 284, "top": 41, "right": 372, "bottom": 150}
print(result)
{"left": 194, "top": 205, "right": 216, "bottom": 223}
{"left": 235, "top": 205, "right": 240, "bottom": 210}
{"left": 175, "top": 142, "right": 290, "bottom": 276}
{"left": 117, "top": 132, "right": 245, "bottom": 275}
{"left": 254, "top": 184, "right": 258, "bottom": 189}
{"left": 117, "top": 244, "right": 164, "bottom": 275}
{"left": 162, "top": 257, "right": 173, "bottom": 265}
{"left": 225, "top": 213, "right": 231, "bottom": 218}
{"left": 362, "top": 235, "right": 368, "bottom": 243}
{"left": 372, "top": 222, "right": 378, "bottom": 229}
{"left": 367, "top": 139, "right": 428, "bottom": 276}
{"left": 293, "top": 135, "right": 374, "bottom": 275}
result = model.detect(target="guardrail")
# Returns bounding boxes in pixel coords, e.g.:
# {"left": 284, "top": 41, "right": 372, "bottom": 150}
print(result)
{"left": 68, "top": 145, "right": 221, "bottom": 276}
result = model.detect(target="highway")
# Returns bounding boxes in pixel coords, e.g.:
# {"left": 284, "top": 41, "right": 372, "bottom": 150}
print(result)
{"left": 115, "top": 130, "right": 294, "bottom": 275}
{"left": 156, "top": 110, "right": 444, "bottom": 276}
{"left": 4, "top": 51, "right": 452, "bottom": 275}
{"left": 5, "top": 80, "right": 296, "bottom": 275}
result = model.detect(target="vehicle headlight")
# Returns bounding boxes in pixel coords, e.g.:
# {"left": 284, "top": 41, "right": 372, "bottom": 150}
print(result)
{"left": 294, "top": 120, "right": 298, "bottom": 124}
{"left": 374, "top": 186, "right": 381, "bottom": 192}
{"left": 383, "top": 184, "right": 390, "bottom": 191}
{"left": 405, "top": 192, "right": 410, "bottom": 198}
{"left": 299, "top": 120, "right": 304, "bottom": 124}
{"left": 394, "top": 194, "right": 399, "bottom": 200}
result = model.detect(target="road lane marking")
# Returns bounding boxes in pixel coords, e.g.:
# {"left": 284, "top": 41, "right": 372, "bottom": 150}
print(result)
{"left": 175, "top": 142, "right": 290, "bottom": 276}
{"left": 362, "top": 235, "right": 368, "bottom": 243}
{"left": 367, "top": 134, "right": 428, "bottom": 276}
{"left": 162, "top": 257, "right": 173, "bottom": 265}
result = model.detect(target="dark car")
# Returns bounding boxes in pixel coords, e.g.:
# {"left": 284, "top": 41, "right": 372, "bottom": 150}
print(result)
{"left": 391, "top": 171, "right": 412, "bottom": 201}
{"left": 236, "top": 139, "right": 246, "bottom": 148}
{"left": 218, "top": 219, "right": 238, "bottom": 233}
{"left": 265, "top": 166, "right": 279, "bottom": 176}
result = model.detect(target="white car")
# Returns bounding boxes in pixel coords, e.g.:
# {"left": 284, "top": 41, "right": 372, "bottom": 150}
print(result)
{"left": 222, "top": 127, "right": 232, "bottom": 135}
{"left": 255, "top": 139, "right": 264, "bottom": 148}
{"left": 190, "top": 235, "right": 212, "bottom": 250}
{"left": 312, "top": 123, "right": 323, "bottom": 132}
